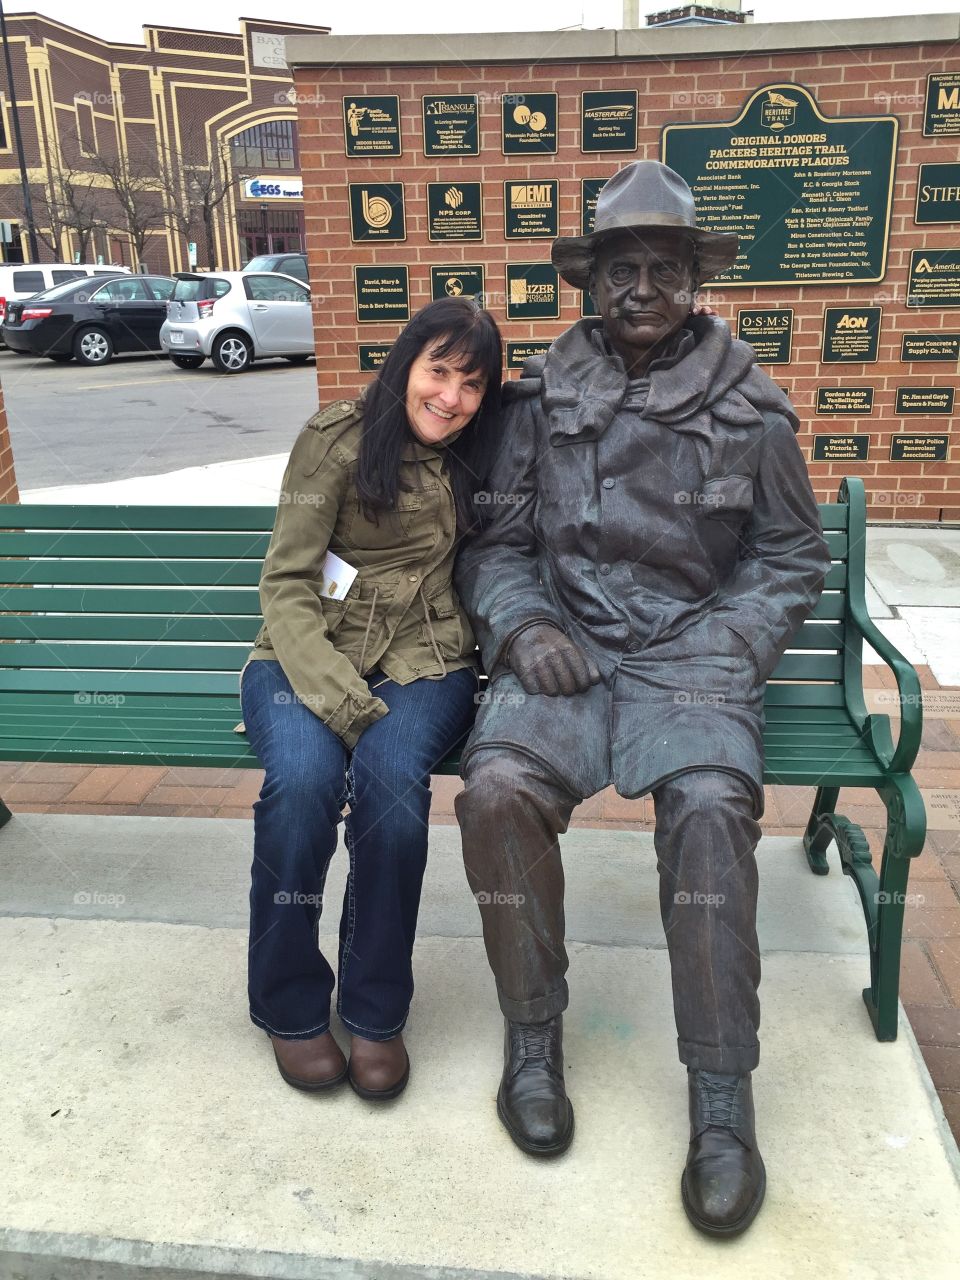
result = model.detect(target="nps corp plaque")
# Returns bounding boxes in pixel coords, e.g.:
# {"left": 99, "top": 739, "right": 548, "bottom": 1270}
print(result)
{"left": 812, "top": 434, "right": 870, "bottom": 462}
{"left": 358, "top": 344, "right": 392, "bottom": 372}
{"left": 924, "top": 73, "right": 960, "bottom": 137}
{"left": 901, "top": 332, "right": 960, "bottom": 363}
{"left": 821, "top": 307, "right": 881, "bottom": 364}
{"left": 506, "top": 263, "right": 560, "bottom": 320}
{"left": 581, "top": 178, "right": 609, "bottom": 235}
{"left": 581, "top": 91, "right": 638, "bottom": 153}
{"left": 354, "top": 266, "right": 409, "bottom": 324}
{"left": 427, "top": 182, "right": 482, "bottom": 241}
{"left": 348, "top": 183, "right": 405, "bottom": 242}
{"left": 507, "top": 340, "right": 551, "bottom": 370}
{"left": 504, "top": 180, "right": 558, "bottom": 239}
{"left": 430, "top": 265, "right": 485, "bottom": 301}
{"left": 737, "top": 308, "right": 793, "bottom": 364}
{"left": 422, "top": 94, "right": 479, "bottom": 156}
{"left": 343, "top": 96, "right": 401, "bottom": 157}
{"left": 907, "top": 249, "right": 960, "bottom": 308}
{"left": 502, "top": 93, "right": 557, "bottom": 155}
{"left": 661, "top": 84, "right": 897, "bottom": 286}
{"left": 895, "top": 387, "right": 955, "bottom": 415}
{"left": 916, "top": 164, "right": 960, "bottom": 224}
{"left": 890, "top": 434, "right": 949, "bottom": 462}
{"left": 815, "top": 387, "right": 875, "bottom": 415}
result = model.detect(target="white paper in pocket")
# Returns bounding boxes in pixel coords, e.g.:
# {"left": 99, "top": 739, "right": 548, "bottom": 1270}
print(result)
{"left": 320, "top": 550, "right": 358, "bottom": 601}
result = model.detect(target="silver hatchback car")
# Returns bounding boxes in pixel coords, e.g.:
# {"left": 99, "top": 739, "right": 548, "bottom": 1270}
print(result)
{"left": 160, "top": 271, "right": 315, "bottom": 373}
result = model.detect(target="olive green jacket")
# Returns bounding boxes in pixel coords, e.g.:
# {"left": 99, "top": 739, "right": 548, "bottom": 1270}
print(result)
{"left": 245, "top": 398, "right": 476, "bottom": 749}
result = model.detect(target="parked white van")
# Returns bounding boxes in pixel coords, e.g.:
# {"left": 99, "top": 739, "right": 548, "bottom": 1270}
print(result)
{"left": 0, "top": 262, "right": 131, "bottom": 344}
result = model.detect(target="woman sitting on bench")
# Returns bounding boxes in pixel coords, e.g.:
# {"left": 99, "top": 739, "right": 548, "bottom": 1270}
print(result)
{"left": 239, "top": 297, "right": 502, "bottom": 1100}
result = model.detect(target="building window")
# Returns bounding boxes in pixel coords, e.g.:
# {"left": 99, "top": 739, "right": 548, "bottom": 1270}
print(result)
{"left": 229, "top": 119, "right": 298, "bottom": 172}
{"left": 75, "top": 97, "right": 97, "bottom": 155}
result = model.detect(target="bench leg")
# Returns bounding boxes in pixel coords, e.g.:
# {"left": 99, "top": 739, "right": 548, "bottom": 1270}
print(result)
{"left": 858, "top": 775, "right": 926, "bottom": 1043}
{"left": 802, "top": 786, "right": 840, "bottom": 874}
{"left": 0, "top": 796, "right": 12, "bottom": 831}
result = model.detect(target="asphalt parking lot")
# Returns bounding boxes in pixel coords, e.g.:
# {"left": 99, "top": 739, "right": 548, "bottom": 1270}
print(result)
{"left": 0, "top": 348, "right": 320, "bottom": 490}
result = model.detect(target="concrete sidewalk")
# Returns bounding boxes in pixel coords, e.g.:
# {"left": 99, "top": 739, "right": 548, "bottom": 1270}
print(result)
{"left": 1, "top": 816, "right": 958, "bottom": 1280}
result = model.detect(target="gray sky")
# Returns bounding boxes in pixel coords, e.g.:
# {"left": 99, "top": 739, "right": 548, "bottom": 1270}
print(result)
{"left": 3, "top": 0, "right": 959, "bottom": 43}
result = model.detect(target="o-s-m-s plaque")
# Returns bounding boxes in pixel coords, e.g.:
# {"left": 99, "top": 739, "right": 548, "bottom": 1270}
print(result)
{"left": 354, "top": 266, "right": 409, "bottom": 324}
{"left": 737, "top": 308, "right": 793, "bottom": 364}
{"left": 502, "top": 93, "right": 557, "bottom": 155}
{"left": 422, "top": 94, "right": 479, "bottom": 156}
{"left": 661, "top": 83, "right": 897, "bottom": 286}
{"left": 343, "top": 95, "right": 401, "bottom": 157}
{"left": 581, "top": 91, "right": 638, "bottom": 153}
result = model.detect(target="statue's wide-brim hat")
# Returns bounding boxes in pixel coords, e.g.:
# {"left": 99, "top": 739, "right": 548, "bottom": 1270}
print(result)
{"left": 551, "top": 160, "right": 739, "bottom": 291}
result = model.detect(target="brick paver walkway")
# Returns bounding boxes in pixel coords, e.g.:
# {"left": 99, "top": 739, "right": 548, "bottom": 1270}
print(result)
{"left": 3, "top": 665, "right": 958, "bottom": 1145}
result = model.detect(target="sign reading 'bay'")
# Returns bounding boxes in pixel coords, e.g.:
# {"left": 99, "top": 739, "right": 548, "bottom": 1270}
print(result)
{"left": 661, "top": 84, "right": 898, "bottom": 287}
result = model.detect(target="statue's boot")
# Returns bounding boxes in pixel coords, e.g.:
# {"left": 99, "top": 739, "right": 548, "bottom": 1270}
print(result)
{"left": 497, "top": 1015, "right": 574, "bottom": 1156}
{"left": 681, "top": 1069, "right": 766, "bottom": 1237}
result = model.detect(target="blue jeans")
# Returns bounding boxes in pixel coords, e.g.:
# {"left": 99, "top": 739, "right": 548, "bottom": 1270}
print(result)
{"left": 240, "top": 658, "right": 478, "bottom": 1041}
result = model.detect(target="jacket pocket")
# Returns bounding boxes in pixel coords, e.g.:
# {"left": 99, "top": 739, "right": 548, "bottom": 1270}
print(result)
{"left": 418, "top": 584, "right": 464, "bottom": 659}
{"left": 700, "top": 474, "right": 753, "bottom": 518}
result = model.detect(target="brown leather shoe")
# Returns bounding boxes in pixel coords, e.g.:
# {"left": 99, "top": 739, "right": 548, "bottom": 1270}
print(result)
{"left": 348, "top": 1033, "right": 409, "bottom": 1100}
{"left": 270, "top": 1031, "right": 348, "bottom": 1092}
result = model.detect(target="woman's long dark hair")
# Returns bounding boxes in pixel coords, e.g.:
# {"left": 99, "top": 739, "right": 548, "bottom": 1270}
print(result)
{"left": 357, "top": 297, "right": 503, "bottom": 534}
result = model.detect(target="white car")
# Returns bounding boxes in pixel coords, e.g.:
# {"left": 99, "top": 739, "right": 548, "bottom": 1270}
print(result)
{"left": 160, "top": 271, "right": 315, "bottom": 373}
{"left": 0, "top": 261, "right": 130, "bottom": 347}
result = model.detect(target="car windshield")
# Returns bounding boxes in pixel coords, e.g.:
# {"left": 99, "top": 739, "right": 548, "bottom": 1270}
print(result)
{"left": 243, "top": 256, "right": 280, "bottom": 272}
{"left": 31, "top": 275, "right": 123, "bottom": 301}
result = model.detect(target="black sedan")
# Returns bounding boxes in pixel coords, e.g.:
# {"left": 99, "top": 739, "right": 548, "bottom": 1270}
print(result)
{"left": 1, "top": 274, "right": 176, "bottom": 365}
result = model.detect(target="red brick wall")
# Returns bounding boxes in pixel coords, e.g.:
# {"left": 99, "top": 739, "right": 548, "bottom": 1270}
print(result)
{"left": 0, "top": 379, "right": 21, "bottom": 504}
{"left": 294, "top": 40, "right": 960, "bottom": 521}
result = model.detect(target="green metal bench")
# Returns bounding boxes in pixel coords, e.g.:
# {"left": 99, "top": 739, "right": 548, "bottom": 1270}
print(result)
{"left": 0, "top": 476, "right": 925, "bottom": 1041}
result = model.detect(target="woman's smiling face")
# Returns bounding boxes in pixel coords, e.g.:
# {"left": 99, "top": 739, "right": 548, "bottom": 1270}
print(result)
{"left": 404, "top": 337, "right": 488, "bottom": 446}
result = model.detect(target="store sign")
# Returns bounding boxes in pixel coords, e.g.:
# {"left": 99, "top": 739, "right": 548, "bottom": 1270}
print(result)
{"left": 924, "top": 72, "right": 960, "bottom": 137}
{"left": 915, "top": 163, "right": 960, "bottom": 224}
{"left": 343, "top": 95, "right": 401, "bottom": 157}
{"left": 505, "top": 263, "right": 560, "bottom": 320}
{"left": 250, "top": 32, "right": 287, "bottom": 69}
{"left": 812, "top": 434, "right": 870, "bottom": 462}
{"left": 890, "top": 434, "right": 949, "bottom": 462}
{"left": 422, "top": 95, "right": 479, "bottom": 156}
{"left": 815, "top": 387, "right": 875, "bottom": 415}
{"left": 737, "top": 308, "right": 794, "bottom": 364}
{"left": 907, "top": 248, "right": 960, "bottom": 308}
{"left": 900, "top": 332, "right": 960, "bottom": 363}
{"left": 501, "top": 93, "right": 557, "bottom": 155}
{"left": 504, "top": 180, "right": 558, "bottom": 239}
{"left": 581, "top": 91, "right": 638, "bottom": 153}
{"left": 661, "top": 84, "right": 897, "bottom": 286}
{"left": 243, "top": 177, "right": 303, "bottom": 200}
{"left": 895, "top": 387, "right": 955, "bottom": 415}
{"left": 821, "top": 307, "right": 881, "bottom": 364}
{"left": 354, "top": 266, "right": 409, "bottom": 324}
{"left": 430, "top": 265, "right": 485, "bottom": 301}
{"left": 427, "top": 182, "right": 483, "bottom": 241}
{"left": 348, "top": 183, "right": 405, "bottom": 242}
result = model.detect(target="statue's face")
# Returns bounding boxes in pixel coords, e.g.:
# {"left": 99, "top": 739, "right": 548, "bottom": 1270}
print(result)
{"left": 592, "top": 229, "right": 695, "bottom": 370}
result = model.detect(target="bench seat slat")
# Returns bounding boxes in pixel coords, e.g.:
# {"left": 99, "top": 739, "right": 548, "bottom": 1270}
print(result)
{"left": 0, "top": 670, "right": 241, "bottom": 694}
{"left": 0, "top": 505, "right": 276, "bottom": 531}
{"left": 817, "top": 503, "right": 848, "bottom": 531}
{"left": 0, "top": 532, "right": 272, "bottom": 559}
{"left": 0, "top": 643, "right": 248, "bottom": 672}
{"left": 769, "top": 654, "right": 843, "bottom": 681}
{"left": 823, "top": 532, "right": 847, "bottom": 559}
{"left": 0, "top": 616, "right": 261, "bottom": 643}
{"left": 0, "top": 587, "right": 261, "bottom": 615}
{"left": 0, "top": 559, "right": 262, "bottom": 586}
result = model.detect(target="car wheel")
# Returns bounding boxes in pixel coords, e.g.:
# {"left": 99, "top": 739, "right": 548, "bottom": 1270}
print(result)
{"left": 10, "top": 348, "right": 32, "bottom": 356}
{"left": 74, "top": 327, "right": 113, "bottom": 365}
{"left": 47, "top": 353, "right": 73, "bottom": 362}
{"left": 212, "top": 332, "right": 252, "bottom": 374}
{"left": 284, "top": 354, "right": 312, "bottom": 363}
{"left": 170, "top": 354, "right": 205, "bottom": 369}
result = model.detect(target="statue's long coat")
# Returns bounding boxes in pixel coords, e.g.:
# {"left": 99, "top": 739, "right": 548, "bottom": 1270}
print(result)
{"left": 455, "top": 315, "right": 832, "bottom": 811}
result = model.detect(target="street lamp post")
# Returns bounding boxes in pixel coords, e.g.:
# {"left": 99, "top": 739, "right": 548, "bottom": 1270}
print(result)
{"left": 0, "top": 0, "right": 40, "bottom": 261}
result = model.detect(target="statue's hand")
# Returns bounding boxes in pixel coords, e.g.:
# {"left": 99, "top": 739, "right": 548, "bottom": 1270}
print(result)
{"left": 690, "top": 301, "right": 718, "bottom": 317}
{"left": 507, "top": 623, "right": 602, "bottom": 697}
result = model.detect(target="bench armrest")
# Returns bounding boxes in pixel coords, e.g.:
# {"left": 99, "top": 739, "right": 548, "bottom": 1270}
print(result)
{"left": 839, "top": 477, "right": 923, "bottom": 776}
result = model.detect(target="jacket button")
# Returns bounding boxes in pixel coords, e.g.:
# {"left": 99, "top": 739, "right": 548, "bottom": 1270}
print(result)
{"left": 408, "top": 574, "right": 419, "bottom": 583}
{"left": 599, "top": 563, "right": 611, "bottom": 575}
{"left": 602, "top": 477, "right": 616, "bottom": 489}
